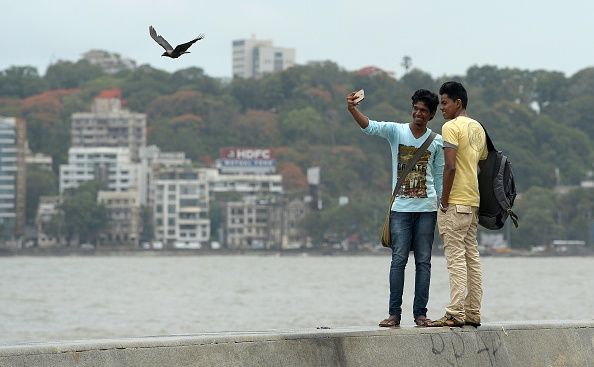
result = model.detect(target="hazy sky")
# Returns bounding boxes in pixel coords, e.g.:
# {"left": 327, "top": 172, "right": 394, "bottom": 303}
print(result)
{"left": 2, "top": 0, "right": 593, "bottom": 79}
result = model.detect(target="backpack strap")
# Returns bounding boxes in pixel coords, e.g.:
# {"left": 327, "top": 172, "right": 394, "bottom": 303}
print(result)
{"left": 479, "top": 122, "right": 496, "bottom": 152}
{"left": 387, "top": 131, "right": 436, "bottom": 209}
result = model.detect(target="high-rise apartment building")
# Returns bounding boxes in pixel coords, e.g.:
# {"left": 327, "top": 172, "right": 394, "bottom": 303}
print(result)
{"left": 59, "top": 147, "right": 138, "bottom": 194}
{"left": 137, "top": 145, "right": 192, "bottom": 207}
{"left": 71, "top": 89, "right": 146, "bottom": 161}
{"left": 232, "top": 36, "right": 295, "bottom": 79}
{"left": 0, "top": 117, "right": 26, "bottom": 239}
{"left": 153, "top": 167, "right": 210, "bottom": 247}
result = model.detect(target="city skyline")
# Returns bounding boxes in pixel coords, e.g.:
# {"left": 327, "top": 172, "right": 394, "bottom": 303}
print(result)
{"left": 2, "top": 0, "right": 594, "bottom": 78}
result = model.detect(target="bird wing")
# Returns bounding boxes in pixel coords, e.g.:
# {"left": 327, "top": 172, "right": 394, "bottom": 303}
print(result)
{"left": 172, "top": 34, "right": 205, "bottom": 54}
{"left": 149, "top": 26, "right": 174, "bottom": 52}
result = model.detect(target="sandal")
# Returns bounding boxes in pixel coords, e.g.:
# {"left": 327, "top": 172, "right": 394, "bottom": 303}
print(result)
{"left": 426, "top": 315, "right": 464, "bottom": 327}
{"left": 379, "top": 315, "right": 400, "bottom": 327}
{"left": 414, "top": 315, "right": 431, "bottom": 327}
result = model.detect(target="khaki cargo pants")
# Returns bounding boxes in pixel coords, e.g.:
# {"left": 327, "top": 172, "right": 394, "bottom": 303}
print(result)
{"left": 437, "top": 204, "right": 482, "bottom": 324}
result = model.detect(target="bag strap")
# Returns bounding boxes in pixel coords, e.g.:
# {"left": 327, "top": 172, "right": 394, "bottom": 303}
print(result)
{"left": 387, "top": 131, "right": 436, "bottom": 208}
{"left": 478, "top": 122, "right": 496, "bottom": 152}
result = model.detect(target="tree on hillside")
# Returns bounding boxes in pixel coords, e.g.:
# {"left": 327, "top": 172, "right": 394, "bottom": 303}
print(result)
{"left": 229, "top": 109, "right": 280, "bottom": 147}
{"left": 26, "top": 167, "right": 58, "bottom": 224}
{"left": 562, "top": 95, "right": 594, "bottom": 143}
{"left": 277, "top": 161, "right": 307, "bottom": 192}
{"left": 556, "top": 188, "right": 594, "bottom": 246}
{"left": 45, "top": 60, "right": 104, "bottom": 89}
{"left": 279, "top": 107, "right": 324, "bottom": 144}
{"left": 401, "top": 56, "right": 412, "bottom": 73}
{"left": 148, "top": 90, "right": 203, "bottom": 118}
{"left": 171, "top": 67, "right": 223, "bottom": 95}
{"left": 0, "top": 66, "right": 47, "bottom": 98}
{"left": 148, "top": 114, "right": 206, "bottom": 161}
{"left": 21, "top": 90, "right": 77, "bottom": 171}
{"left": 399, "top": 69, "right": 436, "bottom": 93}
{"left": 533, "top": 70, "right": 567, "bottom": 113}
{"left": 60, "top": 181, "right": 107, "bottom": 246}
{"left": 122, "top": 65, "right": 176, "bottom": 111}
{"left": 512, "top": 187, "right": 559, "bottom": 248}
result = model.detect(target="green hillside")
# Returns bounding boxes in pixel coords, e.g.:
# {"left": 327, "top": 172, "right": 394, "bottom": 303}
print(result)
{"left": 2, "top": 60, "right": 593, "bottom": 247}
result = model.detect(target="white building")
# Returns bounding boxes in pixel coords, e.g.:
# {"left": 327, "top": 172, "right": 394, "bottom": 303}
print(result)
{"left": 137, "top": 145, "right": 192, "bottom": 206}
{"left": 71, "top": 90, "right": 146, "bottom": 161}
{"left": 82, "top": 49, "right": 137, "bottom": 74}
{"left": 223, "top": 198, "right": 271, "bottom": 249}
{"left": 207, "top": 170, "right": 283, "bottom": 196}
{"left": 153, "top": 167, "right": 210, "bottom": 247}
{"left": 0, "top": 116, "right": 26, "bottom": 239}
{"left": 232, "top": 36, "right": 295, "bottom": 79}
{"left": 209, "top": 148, "right": 283, "bottom": 195}
{"left": 59, "top": 147, "right": 138, "bottom": 194}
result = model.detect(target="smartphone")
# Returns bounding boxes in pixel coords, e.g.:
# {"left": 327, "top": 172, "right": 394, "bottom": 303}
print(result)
{"left": 353, "top": 89, "right": 365, "bottom": 104}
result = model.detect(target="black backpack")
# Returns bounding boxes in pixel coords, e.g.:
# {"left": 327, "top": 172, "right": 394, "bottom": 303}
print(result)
{"left": 477, "top": 126, "right": 519, "bottom": 230}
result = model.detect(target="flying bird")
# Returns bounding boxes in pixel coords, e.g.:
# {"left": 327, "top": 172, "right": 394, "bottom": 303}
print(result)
{"left": 149, "top": 26, "right": 205, "bottom": 58}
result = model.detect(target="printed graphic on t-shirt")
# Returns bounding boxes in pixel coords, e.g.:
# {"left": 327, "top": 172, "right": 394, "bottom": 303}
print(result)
{"left": 468, "top": 123, "right": 484, "bottom": 152}
{"left": 396, "top": 145, "right": 431, "bottom": 198}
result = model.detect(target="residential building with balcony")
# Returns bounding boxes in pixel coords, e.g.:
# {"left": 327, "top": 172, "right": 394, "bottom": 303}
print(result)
{"left": 206, "top": 170, "right": 283, "bottom": 196}
{"left": 153, "top": 167, "right": 210, "bottom": 247}
{"left": 222, "top": 197, "right": 307, "bottom": 250}
{"left": 137, "top": 145, "right": 192, "bottom": 207}
{"left": 59, "top": 147, "right": 138, "bottom": 194}
{"left": 0, "top": 117, "right": 26, "bottom": 240}
{"left": 71, "top": 89, "right": 146, "bottom": 161}
{"left": 97, "top": 191, "right": 140, "bottom": 247}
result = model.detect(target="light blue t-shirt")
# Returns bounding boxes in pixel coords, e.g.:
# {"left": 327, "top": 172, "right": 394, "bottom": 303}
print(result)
{"left": 363, "top": 120, "right": 444, "bottom": 212}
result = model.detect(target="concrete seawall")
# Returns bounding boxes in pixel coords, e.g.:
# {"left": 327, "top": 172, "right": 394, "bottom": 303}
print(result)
{"left": 1, "top": 321, "right": 593, "bottom": 366}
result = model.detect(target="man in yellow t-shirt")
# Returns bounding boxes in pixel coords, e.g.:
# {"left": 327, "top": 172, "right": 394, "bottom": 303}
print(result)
{"left": 428, "top": 81, "right": 487, "bottom": 328}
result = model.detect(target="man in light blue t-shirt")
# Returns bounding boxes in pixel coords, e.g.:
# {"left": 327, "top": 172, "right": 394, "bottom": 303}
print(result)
{"left": 346, "top": 89, "right": 444, "bottom": 327}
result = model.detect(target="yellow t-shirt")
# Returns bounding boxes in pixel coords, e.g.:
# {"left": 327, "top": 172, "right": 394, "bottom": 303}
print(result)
{"left": 442, "top": 116, "right": 488, "bottom": 207}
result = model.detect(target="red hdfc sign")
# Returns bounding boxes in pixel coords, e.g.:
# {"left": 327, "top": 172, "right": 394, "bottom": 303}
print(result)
{"left": 219, "top": 148, "right": 276, "bottom": 170}
{"left": 220, "top": 148, "right": 274, "bottom": 160}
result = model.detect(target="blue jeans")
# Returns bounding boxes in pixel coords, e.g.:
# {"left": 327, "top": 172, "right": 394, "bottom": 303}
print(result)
{"left": 388, "top": 211, "right": 436, "bottom": 319}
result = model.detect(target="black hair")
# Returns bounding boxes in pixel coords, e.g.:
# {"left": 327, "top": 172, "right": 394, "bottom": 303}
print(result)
{"left": 411, "top": 89, "right": 439, "bottom": 114}
{"left": 439, "top": 81, "right": 468, "bottom": 108}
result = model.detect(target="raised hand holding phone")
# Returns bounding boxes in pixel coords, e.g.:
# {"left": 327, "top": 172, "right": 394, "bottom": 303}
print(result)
{"left": 353, "top": 89, "right": 365, "bottom": 105}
